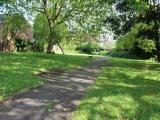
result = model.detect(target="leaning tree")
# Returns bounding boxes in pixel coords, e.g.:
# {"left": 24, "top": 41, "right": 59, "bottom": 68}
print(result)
{"left": 18, "top": 0, "right": 87, "bottom": 53}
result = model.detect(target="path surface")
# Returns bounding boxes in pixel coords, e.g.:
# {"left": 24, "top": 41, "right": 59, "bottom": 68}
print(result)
{"left": 0, "top": 57, "right": 106, "bottom": 120}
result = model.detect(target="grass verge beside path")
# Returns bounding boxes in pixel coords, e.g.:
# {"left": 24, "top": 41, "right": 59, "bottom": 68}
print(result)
{"left": 72, "top": 57, "right": 160, "bottom": 120}
{"left": 0, "top": 53, "right": 88, "bottom": 101}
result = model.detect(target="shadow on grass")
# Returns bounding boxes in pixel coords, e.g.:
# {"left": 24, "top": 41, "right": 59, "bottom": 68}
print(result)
{"left": 0, "top": 57, "right": 106, "bottom": 120}
{"left": 0, "top": 53, "right": 88, "bottom": 101}
{"left": 72, "top": 58, "right": 160, "bottom": 120}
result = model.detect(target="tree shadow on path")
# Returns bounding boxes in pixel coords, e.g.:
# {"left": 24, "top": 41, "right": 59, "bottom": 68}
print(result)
{"left": 0, "top": 57, "right": 107, "bottom": 120}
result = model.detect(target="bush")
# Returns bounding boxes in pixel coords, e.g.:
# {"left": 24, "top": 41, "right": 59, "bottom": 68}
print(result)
{"left": 116, "top": 23, "right": 156, "bottom": 59}
{"left": 76, "top": 43, "right": 100, "bottom": 54}
{"left": 91, "top": 50, "right": 109, "bottom": 55}
{"left": 108, "top": 49, "right": 137, "bottom": 59}
{"left": 137, "top": 38, "right": 156, "bottom": 53}
{"left": 14, "top": 38, "right": 28, "bottom": 52}
{"left": 31, "top": 40, "right": 45, "bottom": 52}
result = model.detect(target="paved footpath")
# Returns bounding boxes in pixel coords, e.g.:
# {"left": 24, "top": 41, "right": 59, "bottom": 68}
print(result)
{"left": 0, "top": 57, "right": 106, "bottom": 120}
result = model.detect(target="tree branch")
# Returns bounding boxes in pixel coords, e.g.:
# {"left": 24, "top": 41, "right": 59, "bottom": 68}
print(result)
{"left": 52, "top": 3, "right": 63, "bottom": 22}
{"left": 56, "top": 7, "right": 76, "bottom": 25}
{"left": 18, "top": 2, "right": 44, "bottom": 14}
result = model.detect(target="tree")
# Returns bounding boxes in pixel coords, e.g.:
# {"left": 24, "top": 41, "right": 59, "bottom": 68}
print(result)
{"left": 19, "top": 0, "right": 109, "bottom": 54}
{"left": 33, "top": 13, "right": 49, "bottom": 52}
{"left": 2, "top": 13, "right": 28, "bottom": 52}
{"left": 137, "top": 0, "right": 160, "bottom": 61}
{"left": 18, "top": 0, "right": 83, "bottom": 53}
{"left": 33, "top": 14, "right": 49, "bottom": 42}
{"left": 103, "top": 0, "right": 139, "bottom": 36}
{"left": 116, "top": 23, "right": 156, "bottom": 59}
{"left": 104, "top": 0, "right": 160, "bottom": 61}
{"left": 33, "top": 13, "right": 68, "bottom": 54}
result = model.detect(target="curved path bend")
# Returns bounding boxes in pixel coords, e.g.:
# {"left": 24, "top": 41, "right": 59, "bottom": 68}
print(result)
{"left": 0, "top": 57, "right": 106, "bottom": 120}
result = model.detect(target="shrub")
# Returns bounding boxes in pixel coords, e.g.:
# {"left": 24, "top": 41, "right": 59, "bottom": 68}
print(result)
{"left": 108, "top": 49, "right": 137, "bottom": 59}
{"left": 14, "top": 38, "right": 28, "bottom": 52}
{"left": 116, "top": 23, "right": 156, "bottom": 59}
{"left": 31, "top": 40, "right": 45, "bottom": 52}
{"left": 137, "top": 38, "right": 156, "bottom": 53}
{"left": 76, "top": 42, "right": 100, "bottom": 54}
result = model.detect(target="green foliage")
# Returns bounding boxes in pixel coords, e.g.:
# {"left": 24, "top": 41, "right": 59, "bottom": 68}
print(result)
{"left": 31, "top": 40, "right": 45, "bottom": 52}
{"left": 53, "top": 23, "right": 68, "bottom": 44}
{"left": 137, "top": 38, "right": 156, "bottom": 53}
{"left": 76, "top": 42, "right": 100, "bottom": 54}
{"left": 104, "top": 0, "right": 138, "bottom": 35}
{"left": 4, "top": 13, "right": 28, "bottom": 33}
{"left": 33, "top": 13, "right": 68, "bottom": 46}
{"left": 105, "top": 0, "right": 160, "bottom": 61}
{"left": 33, "top": 14, "right": 49, "bottom": 41}
{"left": 62, "top": 42, "right": 77, "bottom": 52}
{"left": 0, "top": 0, "right": 16, "bottom": 4}
{"left": 104, "top": 0, "right": 154, "bottom": 36}
{"left": 95, "top": 50, "right": 109, "bottom": 56}
{"left": 19, "top": 0, "right": 101, "bottom": 53}
{"left": 72, "top": 57, "right": 160, "bottom": 120}
{"left": 1, "top": 13, "right": 29, "bottom": 52}
{"left": 0, "top": 53, "right": 88, "bottom": 101}
{"left": 116, "top": 31, "right": 137, "bottom": 51}
{"left": 116, "top": 23, "right": 156, "bottom": 59}
{"left": 14, "top": 38, "right": 28, "bottom": 52}
{"left": 108, "top": 49, "right": 137, "bottom": 59}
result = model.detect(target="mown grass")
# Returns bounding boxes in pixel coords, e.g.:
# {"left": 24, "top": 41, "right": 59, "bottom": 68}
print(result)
{"left": 0, "top": 53, "right": 88, "bottom": 101}
{"left": 72, "top": 57, "right": 160, "bottom": 120}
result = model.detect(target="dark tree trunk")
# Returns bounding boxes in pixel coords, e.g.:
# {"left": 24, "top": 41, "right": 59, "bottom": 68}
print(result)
{"left": 0, "top": 42, "right": 2, "bottom": 52}
{"left": 17, "top": 47, "right": 20, "bottom": 52}
{"left": 47, "top": 43, "right": 53, "bottom": 53}
{"left": 46, "top": 23, "right": 55, "bottom": 54}
{"left": 154, "top": 21, "right": 160, "bottom": 62}
{"left": 157, "top": 53, "right": 160, "bottom": 62}
{"left": 156, "top": 42, "right": 160, "bottom": 62}
{"left": 157, "top": 29, "right": 160, "bottom": 62}
{"left": 47, "top": 36, "right": 55, "bottom": 54}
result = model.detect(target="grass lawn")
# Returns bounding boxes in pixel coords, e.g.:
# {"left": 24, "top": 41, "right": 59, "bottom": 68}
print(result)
{"left": 0, "top": 53, "right": 88, "bottom": 101}
{"left": 72, "top": 57, "right": 160, "bottom": 120}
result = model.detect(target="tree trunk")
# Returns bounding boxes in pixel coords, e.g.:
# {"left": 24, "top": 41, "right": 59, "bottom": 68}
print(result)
{"left": 0, "top": 41, "right": 2, "bottom": 51}
{"left": 46, "top": 22, "right": 56, "bottom": 54}
{"left": 47, "top": 43, "right": 53, "bottom": 53}
{"left": 158, "top": 32, "right": 160, "bottom": 61}
{"left": 157, "top": 44, "right": 160, "bottom": 62}
{"left": 157, "top": 55, "right": 160, "bottom": 62}
{"left": 17, "top": 46, "right": 20, "bottom": 52}
{"left": 47, "top": 34, "right": 55, "bottom": 54}
{"left": 155, "top": 21, "right": 160, "bottom": 62}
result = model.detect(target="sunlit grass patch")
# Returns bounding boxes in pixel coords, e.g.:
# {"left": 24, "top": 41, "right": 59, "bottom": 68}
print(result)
{"left": 72, "top": 57, "right": 160, "bottom": 120}
{"left": 0, "top": 53, "right": 88, "bottom": 101}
